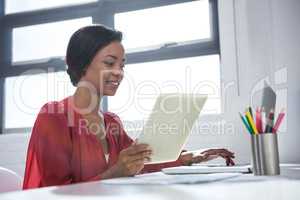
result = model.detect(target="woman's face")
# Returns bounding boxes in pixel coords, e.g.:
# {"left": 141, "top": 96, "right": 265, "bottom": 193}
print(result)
{"left": 80, "top": 41, "right": 125, "bottom": 96}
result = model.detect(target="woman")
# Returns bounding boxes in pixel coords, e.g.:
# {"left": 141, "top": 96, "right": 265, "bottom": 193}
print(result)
{"left": 23, "top": 25, "right": 235, "bottom": 189}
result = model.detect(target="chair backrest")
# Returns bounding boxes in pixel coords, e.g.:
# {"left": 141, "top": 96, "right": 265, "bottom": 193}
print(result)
{"left": 0, "top": 133, "right": 31, "bottom": 192}
{"left": 0, "top": 133, "right": 30, "bottom": 175}
{"left": 0, "top": 167, "right": 22, "bottom": 193}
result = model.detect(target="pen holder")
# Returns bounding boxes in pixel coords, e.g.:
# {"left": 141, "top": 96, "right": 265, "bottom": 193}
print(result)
{"left": 250, "top": 133, "right": 280, "bottom": 175}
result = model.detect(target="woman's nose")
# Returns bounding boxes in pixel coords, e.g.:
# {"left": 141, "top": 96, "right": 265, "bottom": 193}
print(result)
{"left": 112, "top": 68, "right": 123, "bottom": 77}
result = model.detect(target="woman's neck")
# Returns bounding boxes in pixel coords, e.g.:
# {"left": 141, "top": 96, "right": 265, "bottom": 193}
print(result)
{"left": 72, "top": 85, "right": 102, "bottom": 115}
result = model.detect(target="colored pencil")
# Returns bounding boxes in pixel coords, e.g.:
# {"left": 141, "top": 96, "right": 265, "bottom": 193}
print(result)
{"left": 239, "top": 112, "right": 253, "bottom": 134}
{"left": 249, "top": 107, "right": 254, "bottom": 119}
{"left": 272, "top": 108, "right": 285, "bottom": 133}
{"left": 245, "top": 111, "right": 258, "bottom": 134}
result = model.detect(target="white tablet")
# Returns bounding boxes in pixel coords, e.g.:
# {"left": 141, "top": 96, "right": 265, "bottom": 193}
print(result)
{"left": 138, "top": 93, "right": 207, "bottom": 164}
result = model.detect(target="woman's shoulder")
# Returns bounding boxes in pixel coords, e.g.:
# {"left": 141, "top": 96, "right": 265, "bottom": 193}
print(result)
{"left": 38, "top": 98, "right": 69, "bottom": 116}
{"left": 31, "top": 100, "right": 72, "bottom": 148}
{"left": 35, "top": 99, "right": 69, "bottom": 126}
{"left": 103, "top": 111, "right": 122, "bottom": 124}
{"left": 32, "top": 99, "right": 71, "bottom": 136}
{"left": 103, "top": 112, "right": 127, "bottom": 132}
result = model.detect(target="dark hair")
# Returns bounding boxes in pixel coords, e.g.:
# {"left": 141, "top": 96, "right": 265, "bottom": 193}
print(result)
{"left": 66, "top": 24, "right": 123, "bottom": 86}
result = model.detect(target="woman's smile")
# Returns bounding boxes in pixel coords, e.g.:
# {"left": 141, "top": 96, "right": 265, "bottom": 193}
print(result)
{"left": 105, "top": 80, "right": 121, "bottom": 86}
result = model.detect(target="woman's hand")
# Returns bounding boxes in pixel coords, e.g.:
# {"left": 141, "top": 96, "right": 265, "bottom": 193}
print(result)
{"left": 179, "top": 148, "right": 235, "bottom": 166}
{"left": 107, "top": 142, "right": 152, "bottom": 178}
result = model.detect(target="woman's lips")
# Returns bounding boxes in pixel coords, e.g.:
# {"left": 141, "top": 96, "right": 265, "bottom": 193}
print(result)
{"left": 105, "top": 80, "right": 120, "bottom": 86}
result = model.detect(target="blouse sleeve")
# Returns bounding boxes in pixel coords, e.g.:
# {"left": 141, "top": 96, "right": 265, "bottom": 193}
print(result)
{"left": 23, "top": 103, "right": 73, "bottom": 189}
{"left": 110, "top": 113, "right": 183, "bottom": 173}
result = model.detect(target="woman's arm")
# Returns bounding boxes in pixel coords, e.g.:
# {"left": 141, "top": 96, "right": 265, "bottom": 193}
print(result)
{"left": 23, "top": 104, "right": 73, "bottom": 189}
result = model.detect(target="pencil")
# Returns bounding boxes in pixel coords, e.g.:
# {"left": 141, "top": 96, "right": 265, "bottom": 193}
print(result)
{"left": 249, "top": 107, "right": 254, "bottom": 119}
{"left": 272, "top": 108, "right": 285, "bottom": 133}
{"left": 239, "top": 112, "right": 253, "bottom": 134}
{"left": 246, "top": 111, "right": 258, "bottom": 134}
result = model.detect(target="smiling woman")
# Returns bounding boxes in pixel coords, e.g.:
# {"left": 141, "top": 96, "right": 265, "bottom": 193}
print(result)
{"left": 66, "top": 26, "right": 124, "bottom": 95}
{"left": 22, "top": 25, "right": 235, "bottom": 190}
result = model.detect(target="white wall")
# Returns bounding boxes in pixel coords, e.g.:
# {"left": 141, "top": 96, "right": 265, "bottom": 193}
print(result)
{"left": 189, "top": 0, "right": 300, "bottom": 164}
{"left": 186, "top": 0, "right": 300, "bottom": 164}
{"left": 271, "top": 0, "right": 300, "bottom": 162}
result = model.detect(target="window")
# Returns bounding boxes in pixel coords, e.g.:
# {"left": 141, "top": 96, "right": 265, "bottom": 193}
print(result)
{"left": 5, "top": 72, "right": 75, "bottom": 129}
{"left": 5, "top": 0, "right": 97, "bottom": 14}
{"left": 115, "top": 0, "right": 210, "bottom": 50}
{"left": 108, "top": 55, "right": 221, "bottom": 120}
{"left": 0, "top": 0, "right": 98, "bottom": 133}
{"left": 13, "top": 17, "right": 92, "bottom": 63}
{"left": 0, "top": 0, "right": 219, "bottom": 134}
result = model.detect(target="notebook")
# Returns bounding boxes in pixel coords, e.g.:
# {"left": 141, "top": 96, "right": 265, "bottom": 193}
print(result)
{"left": 138, "top": 93, "right": 207, "bottom": 164}
{"left": 162, "top": 165, "right": 252, "bottom": 175}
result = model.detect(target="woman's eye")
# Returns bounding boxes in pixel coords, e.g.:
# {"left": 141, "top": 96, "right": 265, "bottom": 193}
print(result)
{"left": 103, "top": 61, "right": 114, "bottom": 66}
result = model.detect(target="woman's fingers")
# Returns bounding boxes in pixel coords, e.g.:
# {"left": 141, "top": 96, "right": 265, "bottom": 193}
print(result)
{"left": 191, "top": 155, "right": 205, "bottom": 163}
{"left": 228, "top": 157, "right": 235, "bottom": 166}
{"left": 126, "top": 150, "right": 152, "bottom": 163}
{"left": 217, "top": 152, "right": 235, "bottom": 159}
{"left": 204, "top": 148, "right": 234, "bottom": 155}
{"left": 180, "top": 152, "right": 194, "bottom": 159}
{"left": 193, "top": 148, "right": 235, "bottom": 165}
{"left": 126, "top": 143, "right": 152, "bottom": 156}
{"left": 117, "top": 144, "right": 153, "bottom": 176}
{"left": 225, "top": 157, "right": 235, "bottom": 166}
{"left": 203, "top": 149, "right": 235, "bottom": 158}
{"left": 201, "top": 154, "right": 219, "bottom": 162}
{"left": 210, "top": 151, "right": 235, "bottom": 166}
{"left": 126, "top": 159, "right": 146, "bottom": 175}
{"left": 214, "top": 152, "right": 235, "bottom": 166}
{"left": 180, "top": 153, "right": 194, "bottom": 165}
{"left": 226, "top": 157, "right": 230, "bottom": 166}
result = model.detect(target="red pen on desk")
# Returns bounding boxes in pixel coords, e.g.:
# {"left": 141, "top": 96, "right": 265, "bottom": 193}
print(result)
{"left": 272, "top": 108, "right": 285, "bottom": 133}
{"left": 256, "top": 107, "right": 263, "bottom": 133}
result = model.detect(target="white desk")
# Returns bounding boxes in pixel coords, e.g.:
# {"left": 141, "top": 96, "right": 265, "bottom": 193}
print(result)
{"left": 1, "top": 164, "right": 300, "bottom": 200}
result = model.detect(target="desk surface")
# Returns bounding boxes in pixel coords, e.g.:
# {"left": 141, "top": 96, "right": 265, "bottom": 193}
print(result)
{"left": 1, "top": 164, "right": 300, "bottom": 200}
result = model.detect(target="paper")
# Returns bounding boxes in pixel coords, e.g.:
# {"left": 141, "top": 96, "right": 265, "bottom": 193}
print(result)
{"left": 262, "top": 81, "right": 276, "bottom": 115}
{"left": 162, "top": 165, "right": 252, "bottom": 175}
{"left": 100, "top": 172, "right": 239, "bottom": 185}
{"left": 138, "top": 93, "right": 207, "bottom": 164}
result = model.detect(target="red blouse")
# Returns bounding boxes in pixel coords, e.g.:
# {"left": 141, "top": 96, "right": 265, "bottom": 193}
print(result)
{"left": 23, "top": 97, "right": 183, "bottom": 189}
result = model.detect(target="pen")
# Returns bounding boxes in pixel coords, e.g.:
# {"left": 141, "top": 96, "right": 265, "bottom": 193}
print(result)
{"left": 261, "top": 108, "right": 266, "bottom": 134}
{"left": 272, "top": 108, "right": 285, "bottom": 133}
{"left": 265, "top": 109, "right": 275, "bottom": 133}
{"left": 256, "top": 107, "right": 263, "bottom": 133}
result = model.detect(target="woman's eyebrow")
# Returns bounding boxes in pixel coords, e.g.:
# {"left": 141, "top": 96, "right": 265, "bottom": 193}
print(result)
{"left": 105, "top": 55, "right": 126, "bottom": 62}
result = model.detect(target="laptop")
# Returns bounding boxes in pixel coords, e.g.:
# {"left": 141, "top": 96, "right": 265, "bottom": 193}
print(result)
{"left": 162, "top": 164, "right": 252, "bottom": 175}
